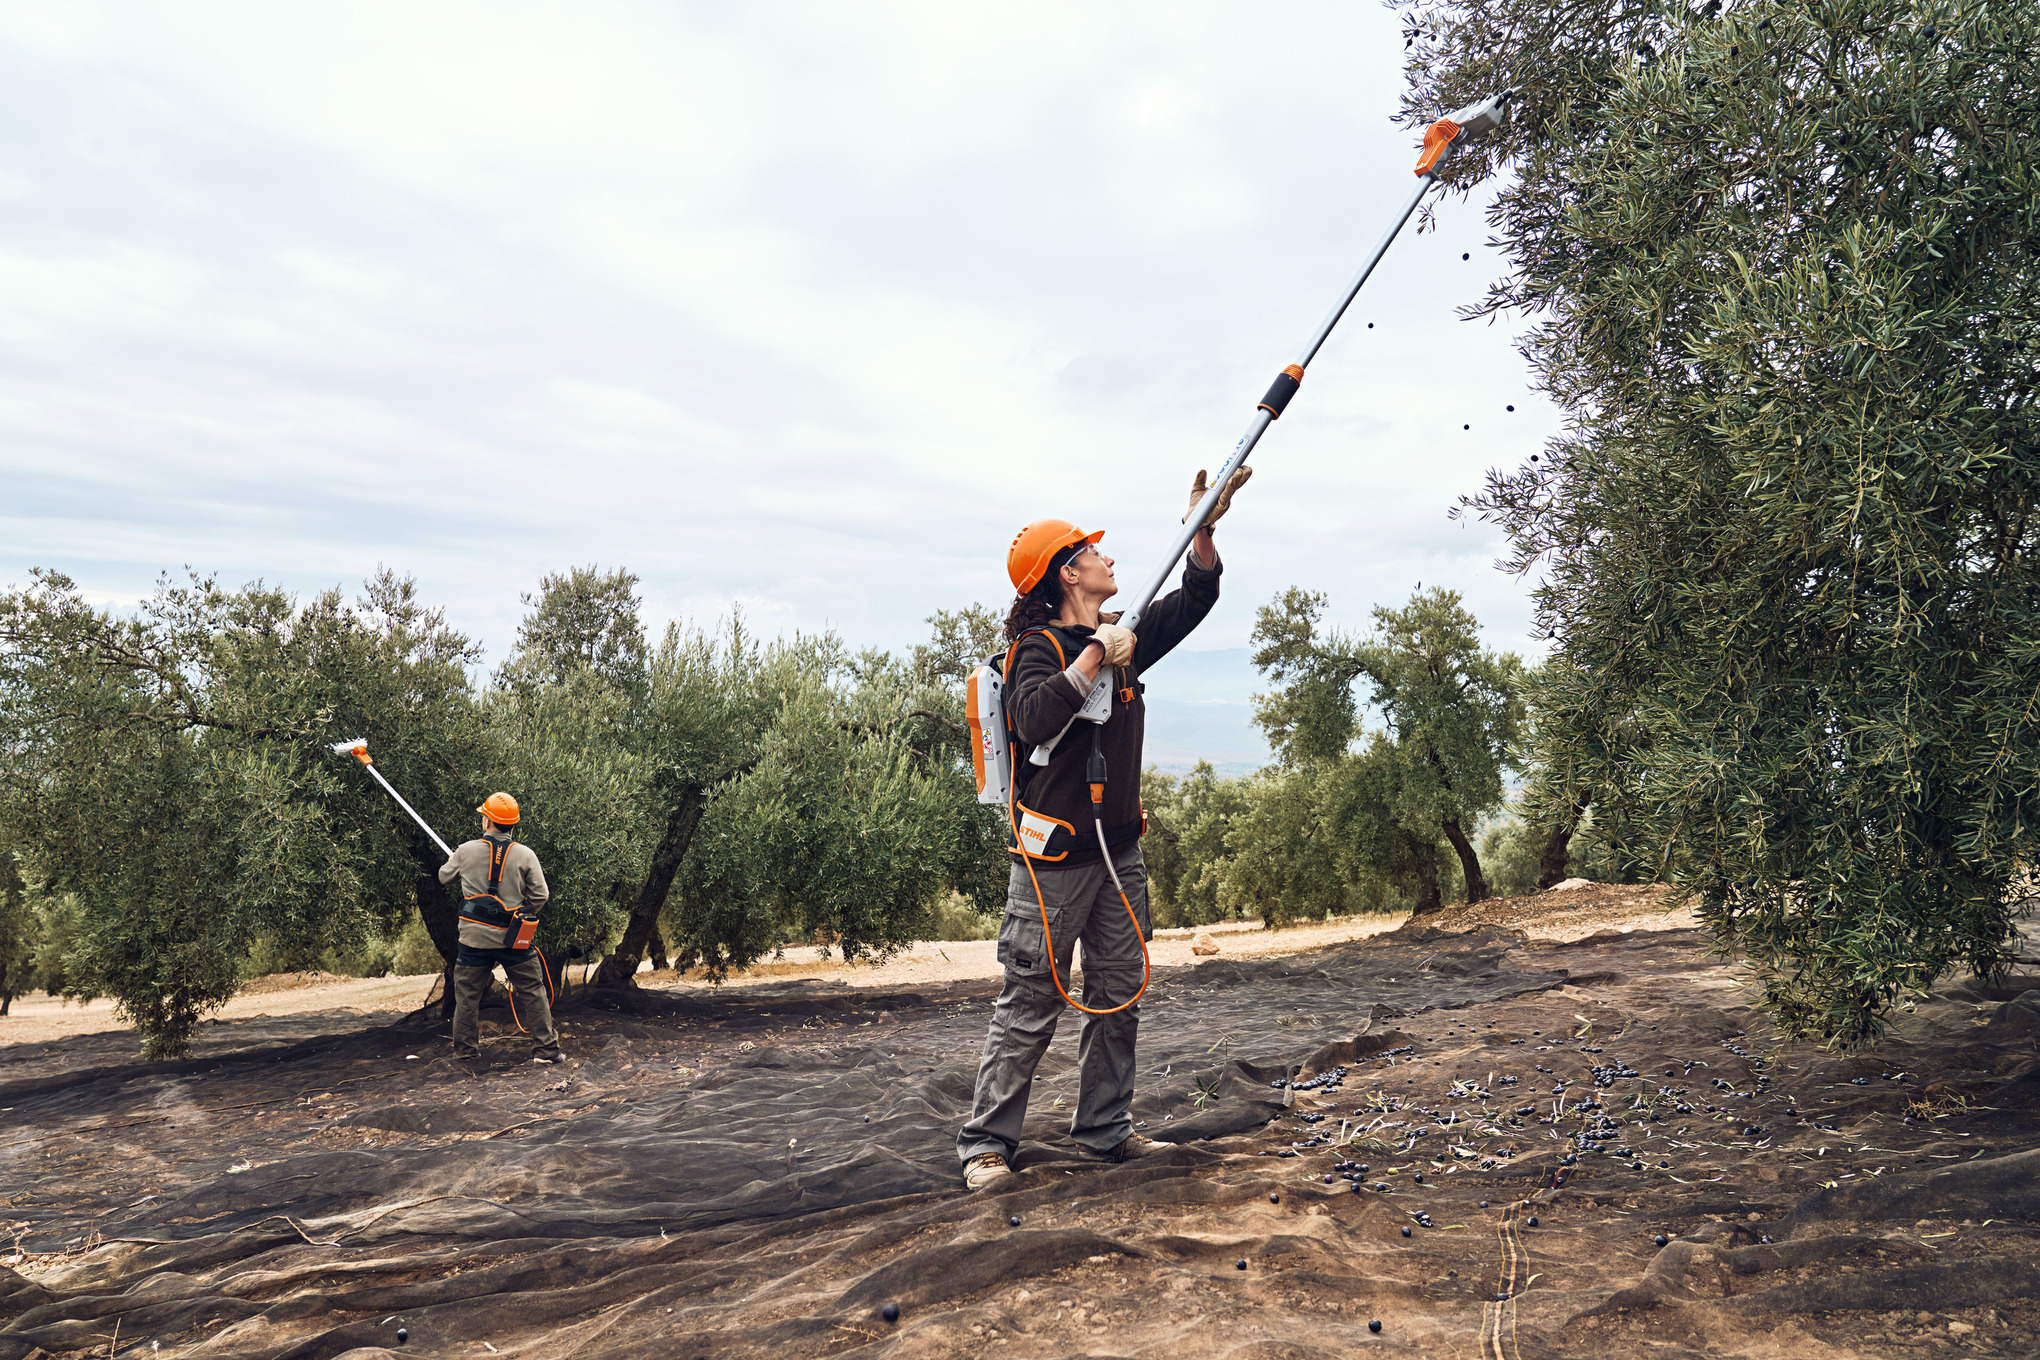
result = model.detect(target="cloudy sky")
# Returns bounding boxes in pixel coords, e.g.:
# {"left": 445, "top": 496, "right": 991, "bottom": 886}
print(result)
{"left": 0, "top": 2, "right": 1554, "bottom": 765}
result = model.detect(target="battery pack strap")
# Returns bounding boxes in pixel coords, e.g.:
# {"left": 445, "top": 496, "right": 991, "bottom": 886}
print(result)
{"left": 465, "top": 837, "right": 533, "bottom": 948}
{"left": 1000, "top": 627, "right": 1073, "bottom": 792}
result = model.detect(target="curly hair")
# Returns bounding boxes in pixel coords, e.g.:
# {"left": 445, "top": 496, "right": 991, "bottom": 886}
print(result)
{"left": 1003, "top": 549, "right": 1074, "bottom": 642}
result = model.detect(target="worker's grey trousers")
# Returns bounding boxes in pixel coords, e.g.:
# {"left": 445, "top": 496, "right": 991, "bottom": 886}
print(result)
{"left": 957, "top": 842, "right": 1150, "bottom": 1166}
{"left": 452, "top": 950, "right": 560, "bottom": 1060}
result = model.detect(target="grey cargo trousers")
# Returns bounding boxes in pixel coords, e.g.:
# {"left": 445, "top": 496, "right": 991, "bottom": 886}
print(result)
{"left": 957, "top": 841, "right": 1150, "bottom": 1166}
{"left": 452, "top": 949, "right": 560, "bottom": 1060}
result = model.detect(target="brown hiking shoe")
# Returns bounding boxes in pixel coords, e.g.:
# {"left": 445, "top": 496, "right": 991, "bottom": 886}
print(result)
{"left": 1088, "top": 1133, "right": 1165, "bottom": 1163}
{"left": 964, "top": 1152, "right": 1013, "bottom": 1190}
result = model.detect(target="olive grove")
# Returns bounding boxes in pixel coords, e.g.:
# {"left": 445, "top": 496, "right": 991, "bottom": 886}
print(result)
{"left": 0, "top": 566, "right": 1006, "bottom": 1056}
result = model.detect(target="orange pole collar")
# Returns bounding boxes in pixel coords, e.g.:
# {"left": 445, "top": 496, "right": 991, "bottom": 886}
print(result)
{"left": 1414, "top": 117, "right": 1461, "bottom": 176}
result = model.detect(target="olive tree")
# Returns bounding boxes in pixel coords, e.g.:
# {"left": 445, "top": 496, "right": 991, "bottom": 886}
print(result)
{"left": 0, "top": 569, "right": 480, "bottom": 1055}
{"left": 1253, "top": 586, "right": 1525, "bottom": 910}
{"left": 655, "top": 616, "right": 1006, "bottom": 978}
{"left": 480, "top": 571, "right": 1008, "bottom": 986}
{"left": 1420, "top": 0, "right": 2040, "bottom": 1041}
{"left": 0, "top": 844, "right": 37, "bottom": 1014}
{"left": 1143, "top": 762, "right": 1252, "bottom": 927}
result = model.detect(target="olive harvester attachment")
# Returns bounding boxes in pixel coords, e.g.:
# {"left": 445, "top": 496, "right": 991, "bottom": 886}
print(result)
{"left": 328, "top": 739, "right": 454, "bottom": 857}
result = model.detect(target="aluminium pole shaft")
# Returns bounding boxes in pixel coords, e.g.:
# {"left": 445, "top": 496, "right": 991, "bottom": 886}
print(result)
{"left": 1118, "top": 148, "right": 1450, "bottom": 634}
{"left": 363, "top": 761, "right": 455, "bottom": 857}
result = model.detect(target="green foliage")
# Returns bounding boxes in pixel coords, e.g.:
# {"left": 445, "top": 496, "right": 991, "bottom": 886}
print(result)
{"left": 1211, "top": 765, "right": 1354, "bottom": 927}
{"left": 0, "top": 569, "right": 479, "bottom": 1056}
{"left": 1478, "top": 819, "right": 1544, "bottom": 899}
{"left": 911, "top": 605, "right": 1006, "bottom": 691}
{"left": 502, "top": 580, "right": 1006, "bottom": 984}
{"left": 498, "top": 565, "right": 649, "bottom": 692}
{"left": 388, "top": 912, "right": 446, "bottom": 976}
{"left": 0, "top": 557, "right": 1011, "bottom": 1053}
{"left": 1253, "top": 585, "right": 1524, "bottom": 908}
{"left": 923, "top": 891, "right": 999, "bottom": 942}
{"left": 1422, "top": 0, "right": 2040, "bottom": 1041}
{"left": 1214, "top": 748, "right": 1449, "bottom": 925}
{"left": 483, "top": 587, "right": 1007, "bottom": 979}
{"left": 1143, "top": 762, "right": 1252, "bottom": 927}
{"left": 1510, "top": 659, "right": 1657, "bottom": 888}
{"left": 482, "top": 668, "right": 650, "bottom": 958}
{"left": 673, "top": 638, "right": 997, "bottom": 977}
{"left": 1476, "top": 809, "right": 1648, "bottom": 897}
{"left": 0, "top": 847, "right": 87, "bottom": 1011}
{"left": 28, "top": 890, "right": 85, "bottom": 998}
{"left": 1143, "top": 754, "right": 1451, "bottom": 930}
{"left": 0, "top": 848, "right": 36, "bottom": 1011}
{"left": 1137, "top": 585, "right": 1524, "bottom": 929}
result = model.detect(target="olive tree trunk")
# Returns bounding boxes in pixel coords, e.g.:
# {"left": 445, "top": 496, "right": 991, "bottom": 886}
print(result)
{"left": 1536, "top": 800, "right": 1586, "bottom": 890}
{"left": 1410, "top": 840, "right": 1443, "bottom": 915}
{"left": 1440, "top": 818, "right": 1489, "bottom": 905}
{"left": 593, "top": 784, "right": 708, "bottom": 986}
{"left": 414, "top": 868, "right": 461, "bottom": 1019}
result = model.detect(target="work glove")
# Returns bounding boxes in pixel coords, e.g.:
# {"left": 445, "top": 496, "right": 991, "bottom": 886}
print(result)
{"left": 1184, "top": 465, "right": 1253, "bottom": 527}
{"left": 1092, "top": 623, "right": 1136, "bottom": 668}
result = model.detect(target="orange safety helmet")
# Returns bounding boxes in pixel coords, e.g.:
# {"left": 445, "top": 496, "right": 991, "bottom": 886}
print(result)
{"left": 1007, "top": 519, "right": 1104, "bottom": 594}
{"left": 477, "top": 792, "right": 521, "bottom": 827}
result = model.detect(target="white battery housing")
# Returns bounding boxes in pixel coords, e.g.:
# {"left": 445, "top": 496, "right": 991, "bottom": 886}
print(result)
{"left": 966, "top": 664, "right": 1010, "bottom": 804}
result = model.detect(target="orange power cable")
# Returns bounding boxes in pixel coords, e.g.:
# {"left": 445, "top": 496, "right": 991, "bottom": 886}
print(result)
{"left": 1005, "top": 750, "right": 1150, "bottom": 1017}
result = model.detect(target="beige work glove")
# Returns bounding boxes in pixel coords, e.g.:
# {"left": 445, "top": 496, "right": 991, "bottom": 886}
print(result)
{"left": 1091, "top": 623, "right": 1136, "bottom": 668}
{"left": 1184, "top": 465, "right": 1253, "bottom": 526}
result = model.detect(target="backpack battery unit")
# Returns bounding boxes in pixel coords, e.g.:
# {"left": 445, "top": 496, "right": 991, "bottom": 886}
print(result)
{"left": 966, "top": 663, "right": 1010, "bottom": 805}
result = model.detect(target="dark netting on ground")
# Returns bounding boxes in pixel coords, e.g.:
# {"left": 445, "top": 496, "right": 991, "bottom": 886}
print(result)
{"left": 3, "top": 920, "right": 2037, "bottom": 1359}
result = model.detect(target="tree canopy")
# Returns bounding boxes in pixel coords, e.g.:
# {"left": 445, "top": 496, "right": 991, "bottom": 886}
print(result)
{"left": 1408, "top": 0, "right": 2040, "bottom": 1041}
{"left": 0, "top": 569, "right": 479, "bottom": 1054}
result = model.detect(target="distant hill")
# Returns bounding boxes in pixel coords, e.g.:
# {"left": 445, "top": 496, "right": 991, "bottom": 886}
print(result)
{"left": 1139, "top": 646, "right": 1270, "bottom": 777}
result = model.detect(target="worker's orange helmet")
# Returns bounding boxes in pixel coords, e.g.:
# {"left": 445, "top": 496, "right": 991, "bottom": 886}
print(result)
{"left": 1007, "top": 519, "right": 1104, "bottom": 594}
{"left": 477, "top": 792, "right": 520, "bottom": 826}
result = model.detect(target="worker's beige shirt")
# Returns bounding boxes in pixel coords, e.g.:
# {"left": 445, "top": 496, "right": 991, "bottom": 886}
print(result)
{"left": 439, "top": 835, "right": 549, "bottom": 949}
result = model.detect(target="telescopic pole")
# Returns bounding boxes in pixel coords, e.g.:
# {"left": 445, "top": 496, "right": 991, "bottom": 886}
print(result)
{"left": 329, "top": 740, "right": 455, "bottom": 857}
{"left": 1031, "top": 91, "right": 1513, "bottom": 764}
{"left": 1117, "top": 167, "right": 1438, "bottom": 636}
{"left": 1122, "top": 92, "right": 1511, "bottom": 632}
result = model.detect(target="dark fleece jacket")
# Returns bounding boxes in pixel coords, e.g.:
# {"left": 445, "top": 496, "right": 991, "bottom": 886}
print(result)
{"left": 1003, "top": 552, "right": 1221, "bottom": 868}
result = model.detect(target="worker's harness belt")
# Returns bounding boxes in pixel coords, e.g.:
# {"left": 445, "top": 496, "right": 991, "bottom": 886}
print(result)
{"left": 1011, "top": 804, "right": 1144, "bottom": 862}
{"left": 461, "top": 838, "right": 537, "bottom": 950}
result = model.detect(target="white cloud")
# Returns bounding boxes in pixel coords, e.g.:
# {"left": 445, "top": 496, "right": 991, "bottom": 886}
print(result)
{"left": 0, "top": 1, "right": 1557, "bottom": 761}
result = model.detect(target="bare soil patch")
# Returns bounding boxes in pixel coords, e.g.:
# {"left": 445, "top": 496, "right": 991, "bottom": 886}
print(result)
{"left": 646, "top": 913, "right": 1415, "bottom": 992}
{"left": 0, "top": 915, "right": 1414, "bottom": 1052}
{"left": 0, "top": 884, "right": 1672, "bottom": 1052}
{"left": 1427, "top": 880, "right": 1700, "bottom": 941}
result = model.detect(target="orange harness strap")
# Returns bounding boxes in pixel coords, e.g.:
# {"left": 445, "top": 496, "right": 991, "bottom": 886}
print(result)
{"left": 465, "top": 838, "right": 537, "bottom": 950}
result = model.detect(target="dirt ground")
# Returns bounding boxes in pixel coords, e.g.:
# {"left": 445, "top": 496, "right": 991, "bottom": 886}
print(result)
{"left": 0, "top": 883, "right": 1694, "bottom": 1050}
{"left": 4, "top": 885, "right": 2035, "bottom": 1360}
